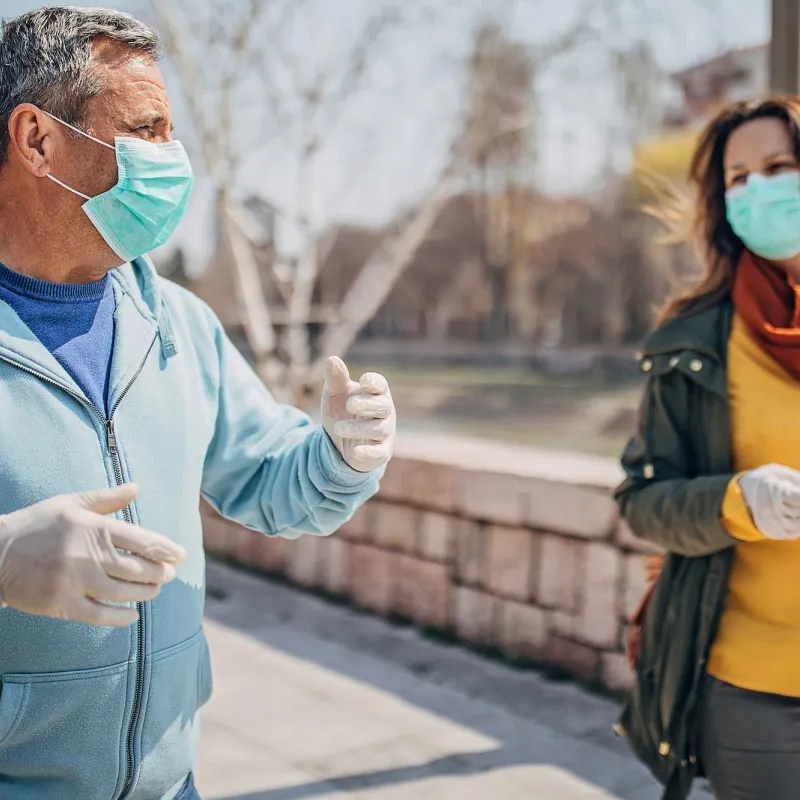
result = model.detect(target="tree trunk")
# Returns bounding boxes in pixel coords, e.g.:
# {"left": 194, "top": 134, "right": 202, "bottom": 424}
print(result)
{"left": 486, "top": 263, "right": 509, "bottom": 340}
{"left": 221, "top": 193, "right": 288, "bottom": 400}
{"left": 310, "top": 160, "right": 460, "bottom": 380}
{"left": 286, "top": 129, "right": 319, "bottom": 398}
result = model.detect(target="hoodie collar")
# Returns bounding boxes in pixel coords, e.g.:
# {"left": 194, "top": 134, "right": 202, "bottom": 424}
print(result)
{"left": 113, "top": 255, "right": 178, "bottom": 361}
{"left": 0, "top": 255, "right": 178, "bottom": 412}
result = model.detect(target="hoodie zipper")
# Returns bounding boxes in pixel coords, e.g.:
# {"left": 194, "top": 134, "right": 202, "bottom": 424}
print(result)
{"left": 0, "top": 333, "right": 158, "bottom": 800}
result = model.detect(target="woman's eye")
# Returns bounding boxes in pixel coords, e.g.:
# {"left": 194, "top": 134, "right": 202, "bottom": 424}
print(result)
{"left": 731, "top": 174, "right": 747, "bottom": 186}
{"left": 769, "top": 162, "right": 797, "bottom": 173}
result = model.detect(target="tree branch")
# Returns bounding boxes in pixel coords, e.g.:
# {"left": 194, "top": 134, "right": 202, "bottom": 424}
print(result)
{"left": 311, "top": 153, "right": 463, "bottom": 376}
{"left": 223, "top": 196, "right": 278, "bottom": 359}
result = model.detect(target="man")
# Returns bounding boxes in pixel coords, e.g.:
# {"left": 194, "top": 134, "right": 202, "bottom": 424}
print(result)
{"left": 0, "top": 7, "right": 396, "bottom": 800}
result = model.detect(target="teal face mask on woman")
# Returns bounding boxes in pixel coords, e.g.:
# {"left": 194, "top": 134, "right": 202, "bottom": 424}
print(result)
{"left": 726, "top": 171, "right": 800, "bottom": 260}
{"left": 44, "top": 112, "right": 193, "bottom": 262}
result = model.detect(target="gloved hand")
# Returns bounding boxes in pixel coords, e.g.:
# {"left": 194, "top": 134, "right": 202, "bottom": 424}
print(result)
{"left": 0, "top": 484, "right": 185, "bottom": 626}
{"left": 739, "top": 464, "right": 800, "bottom": 540}
{"left": 321, "top": 356, "right": 396, "bottom": 473}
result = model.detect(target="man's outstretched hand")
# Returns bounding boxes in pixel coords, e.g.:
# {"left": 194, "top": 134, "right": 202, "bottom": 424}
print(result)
{"left": 321, "top": 356, "right": 397, "bottom": 473}
{"left": 0, "top": 484, "right": 186, "bottom": 626}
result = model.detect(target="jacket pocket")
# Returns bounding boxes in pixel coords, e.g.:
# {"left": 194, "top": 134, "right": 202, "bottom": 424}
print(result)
{"left": 0, "top": 660, "right": 130, "bottom": 799}
{"left": 135, "top": 629, "right": 210, "bottom": 800}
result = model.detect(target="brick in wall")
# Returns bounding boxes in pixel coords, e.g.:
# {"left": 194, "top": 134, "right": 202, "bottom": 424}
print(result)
{"left": 453, "top": 586, "right": 498, "bottom": 647}
{"left": 202, "top": 511, "right": 230, "bottom": 557}
{"left": 526, "top": 479, "right": 617, "bottom": 540}
{"left": 372, "top": 502, "right": 418, "bottom": 553}
{"left": 251, "top": 533, "right": 290, "bottom": 574}
{"left": 574, "top": 542, "right": 621, "bottom": 649}
{"left": 378, "top": 457, "right": 457, "bottom": 513}
{"left": 285, "top": 535, "right": 321, "bottom": 588}
{"left": 339, "top": 504, "right": 371, "bottom": 543}
{"left": 454, "top": 519, "right": 484, "bottom": 587}
{"left": 394, "top": 555, "right": 451, "bottom": 630}
{"left": 349, "top": 544, "right": 395, "bottom": 614}
{"left": 547, "top": 635, "right": 600, "bottom": 684}
{"left": 417, "top": 512, "right": 454, "bottom": 562}
{"left": 537, "top": 534, "right": 578, "bottom": 612}
{"left": 318, "top": 536, "right": 351, "bottom": 595}
{"left": 458, "top": 470, "right": 527, "bottom": 526}
{"left": 498, "top": 599, "right": 547, "bottom": 660}
{"left": 483, "top": 525, "right": 536, "bottom": 602}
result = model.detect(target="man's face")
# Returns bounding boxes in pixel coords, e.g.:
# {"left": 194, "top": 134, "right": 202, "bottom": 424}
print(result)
{"left": 49, "top": 39, "right": 174, "bottom": 266}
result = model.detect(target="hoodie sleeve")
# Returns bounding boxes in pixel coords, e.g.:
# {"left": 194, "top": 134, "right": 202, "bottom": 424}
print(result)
{"left": 199, "top": 307, "right": 382, "bottom": 539}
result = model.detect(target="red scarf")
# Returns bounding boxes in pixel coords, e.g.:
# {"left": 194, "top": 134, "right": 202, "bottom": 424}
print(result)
{"left": 732, "top": 249, "right": 800, "bottom": 379}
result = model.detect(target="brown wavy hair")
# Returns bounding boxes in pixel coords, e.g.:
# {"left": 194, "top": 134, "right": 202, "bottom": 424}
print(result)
{"left": 658, "top": 97, "right": 800, "bottom": 323}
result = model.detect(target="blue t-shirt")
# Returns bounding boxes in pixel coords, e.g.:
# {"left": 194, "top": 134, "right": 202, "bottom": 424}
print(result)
{"left": 0, "top": 261, "right": 115, "bottom": 415}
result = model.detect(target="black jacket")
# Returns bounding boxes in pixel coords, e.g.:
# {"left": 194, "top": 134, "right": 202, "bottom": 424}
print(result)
{"left": 614, "top": 299, "right": 738, "bottom": 799}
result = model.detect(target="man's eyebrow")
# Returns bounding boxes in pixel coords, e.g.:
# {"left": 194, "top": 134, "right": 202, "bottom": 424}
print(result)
{"left": 127, "top": 112, "right": 166, "bottom": 127}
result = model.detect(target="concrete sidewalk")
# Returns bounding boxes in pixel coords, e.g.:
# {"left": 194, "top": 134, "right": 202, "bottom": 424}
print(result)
{"left": 196, "top": 561, "right": 709, "bottom": 800}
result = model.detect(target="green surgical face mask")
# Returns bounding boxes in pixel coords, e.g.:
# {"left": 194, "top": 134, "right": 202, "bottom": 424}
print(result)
{"left": 725, "top": 171, "right": 800, "bottom": 261}
{"left": 44, "top": 112, "right": 194, "bottom": 262}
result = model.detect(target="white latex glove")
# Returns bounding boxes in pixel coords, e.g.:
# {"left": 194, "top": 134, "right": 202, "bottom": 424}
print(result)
{"left": 321, "top": 356, "right": 396, "bottom": 473}
{"left": 0, "top": 484, "right": 186, "bottom": 626}
{"left": 739, "top": 464, "right": 800, "bottom": 540}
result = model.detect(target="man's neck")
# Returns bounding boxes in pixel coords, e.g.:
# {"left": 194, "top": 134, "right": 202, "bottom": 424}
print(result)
{"left": 0, "top": 254, "right": 107, "bottom": 285}
{"left": 0, "top": 221, "right": 107, "bottom": 285}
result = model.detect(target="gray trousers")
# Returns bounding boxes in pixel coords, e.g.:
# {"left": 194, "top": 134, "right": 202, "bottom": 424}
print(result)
{"left": 700, "top": 676, "right": 800, "bottom": 800}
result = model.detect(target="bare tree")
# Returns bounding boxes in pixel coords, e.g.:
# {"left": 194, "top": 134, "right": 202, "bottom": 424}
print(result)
{"left": 458, "top": 5, "right": 602, "bottom": 342}
{"left": 463, "top": 21, "right": 535, "bottom": 341}
{"left": 149, "top": 0, "right": 288, "bottom": 389}
{"left": 148, "top": 0, "right": 626, "bottom": 404}
{"left": 149, "top": 0, "right": 467, "bottom": 404}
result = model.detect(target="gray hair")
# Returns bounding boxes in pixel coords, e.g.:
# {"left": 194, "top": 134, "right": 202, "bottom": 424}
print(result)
{"left": 0, "top": 6, "right": 161, "bottom": 163}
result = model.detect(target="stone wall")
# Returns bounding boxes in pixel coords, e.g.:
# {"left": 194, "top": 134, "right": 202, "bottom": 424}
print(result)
{"left": 201, "top": 433, "right": 660, "bottom": 693}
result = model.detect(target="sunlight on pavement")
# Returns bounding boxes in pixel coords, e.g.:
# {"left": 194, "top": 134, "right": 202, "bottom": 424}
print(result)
{"left": 195, "top": 619, "right": 625, "bottom": 800}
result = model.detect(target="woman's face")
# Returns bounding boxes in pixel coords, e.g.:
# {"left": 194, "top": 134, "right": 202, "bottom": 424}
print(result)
{"left": 724, "top": 117, "right": 799, "bottom": 191}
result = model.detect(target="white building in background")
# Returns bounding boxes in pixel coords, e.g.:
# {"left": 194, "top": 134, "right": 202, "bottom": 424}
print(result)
{"left": 665, "top": 44, "right": 769, "bottom": 127}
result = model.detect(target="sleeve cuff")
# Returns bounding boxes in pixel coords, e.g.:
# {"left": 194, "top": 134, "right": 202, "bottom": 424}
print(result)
{"left": 314, "top": 427, "right": 384, "bottom": 488}
{"left": 721, "top": 473, "right": 767, "bottom": 543}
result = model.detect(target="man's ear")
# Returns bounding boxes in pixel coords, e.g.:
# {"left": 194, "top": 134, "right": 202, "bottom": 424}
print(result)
{"left": 7, "top": 104, "right": 59, "bottom": 178}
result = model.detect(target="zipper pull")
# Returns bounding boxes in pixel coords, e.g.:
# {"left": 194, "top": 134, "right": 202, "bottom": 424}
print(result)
{"left": 106, "top": 419, "right": 117, "bottom": 451}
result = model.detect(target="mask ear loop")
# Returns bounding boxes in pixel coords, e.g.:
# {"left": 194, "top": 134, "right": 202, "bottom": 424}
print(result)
{"left": 40, "top": 110, "right": 116, "bottom": 151}
{"left": 45, "top": 174, "right": 91, "bottom": 200}
{"left": 40, "top": 109, "right": 116, "bottom": 200}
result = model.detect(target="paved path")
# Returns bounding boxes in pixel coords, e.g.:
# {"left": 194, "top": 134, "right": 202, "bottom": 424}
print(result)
{"left": 196, "top": 561, "right": 710, "bottom": 800}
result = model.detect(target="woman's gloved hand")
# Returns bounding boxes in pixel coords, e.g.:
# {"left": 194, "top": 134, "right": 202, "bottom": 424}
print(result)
{"left": 739, "top": 464, "right": 800, "bottom": 540}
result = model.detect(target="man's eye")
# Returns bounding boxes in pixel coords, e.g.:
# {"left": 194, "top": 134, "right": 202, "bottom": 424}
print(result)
{"left": 136, "top": 126, "right": 155, "bottom": 138}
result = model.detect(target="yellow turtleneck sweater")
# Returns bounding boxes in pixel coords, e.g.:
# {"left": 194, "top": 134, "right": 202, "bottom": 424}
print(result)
{"left": 708, "top": 313, "right": 800, "bottom": 695}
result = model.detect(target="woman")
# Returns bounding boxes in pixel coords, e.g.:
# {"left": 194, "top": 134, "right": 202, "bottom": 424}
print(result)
{"left": 617, "top": 96, "right": 800, "bottom": 800}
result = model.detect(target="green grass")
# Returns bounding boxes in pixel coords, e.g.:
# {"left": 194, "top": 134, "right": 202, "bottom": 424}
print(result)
{"left": 347, "top": 362, "right": 636, "bottom": 391}
{"left": 347, "top": 362, "right": 641, "bottom": 458}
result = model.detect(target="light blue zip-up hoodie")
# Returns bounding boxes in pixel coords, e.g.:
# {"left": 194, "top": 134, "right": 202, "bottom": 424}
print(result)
{"left": 0, "top": 256, "right": 381, "bottom": 799}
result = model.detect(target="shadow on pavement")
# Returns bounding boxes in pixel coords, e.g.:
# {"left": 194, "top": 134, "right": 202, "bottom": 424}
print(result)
{"left": 203, "top": 559, "right": 707, "bottom": 800}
